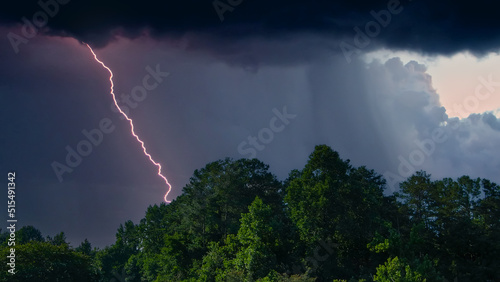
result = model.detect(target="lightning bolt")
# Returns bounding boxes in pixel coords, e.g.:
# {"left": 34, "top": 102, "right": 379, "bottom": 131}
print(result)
{"left": 85, "top": 43, "right": 172, "bottom": 203}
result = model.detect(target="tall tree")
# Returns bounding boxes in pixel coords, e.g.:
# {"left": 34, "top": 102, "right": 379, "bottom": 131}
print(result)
{"left": 233, "top": 197, "right": 280, "bottom": 280}
{"left": 47, "top": 231, "right": 68, "bottom": 246}
{"left": 285, "top": 145, "right": 388, "bottom": 280}
{"left": 75, "top": 238, "right": 93, "bottom": 257}
{"left": 180, "top": 158, "right": 282, "bottom": 253}
{"left": 95, "top": 220, "right": 140, "bottom": 281}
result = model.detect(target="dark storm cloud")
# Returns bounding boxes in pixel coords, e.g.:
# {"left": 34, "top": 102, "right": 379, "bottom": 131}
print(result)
{"left": 2, "top": 0, "right": 500, "bottom": 55}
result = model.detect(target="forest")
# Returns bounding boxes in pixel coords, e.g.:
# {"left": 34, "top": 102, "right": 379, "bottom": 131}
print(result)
{"left": 1, "top": 145, "right": 499, "bottom": 281}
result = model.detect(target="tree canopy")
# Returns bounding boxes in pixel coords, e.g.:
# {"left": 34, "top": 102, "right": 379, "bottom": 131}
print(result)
{"left": 2, "top": 145, "right": 499, "bottom": 281}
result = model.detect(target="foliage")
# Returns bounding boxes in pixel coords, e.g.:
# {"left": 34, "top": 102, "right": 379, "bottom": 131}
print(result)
{"left": 0, "top": 241, "right": 97, "bottom": 281}
{"left": 5, "top": 145, "right": 499, "bottom": 281}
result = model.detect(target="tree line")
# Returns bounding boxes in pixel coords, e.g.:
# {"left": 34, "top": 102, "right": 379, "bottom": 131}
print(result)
{"left": 2, "top": 145, "right": 499, "bottom": 281}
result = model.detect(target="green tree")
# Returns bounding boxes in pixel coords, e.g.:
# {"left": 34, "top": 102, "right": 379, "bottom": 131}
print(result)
{"left": 431, "top": 176, "right": 499, "bottom": 280}
{"left": 0, "top": 241, "right": 97, "bottom": 282}
{"left": 233, "top": 197, "right": 279, "bottom": 280}
{"left": 368, "top": 221, "right": 442, "bottom": 282}
{"left": 475, "top": 179, "right": 500, "bottom": 280}
{"left": 285, "top": 145, "right": 387, "bottom": 279}
{"left": 198, "top": 234, "right": 241, "bottom": 281}
{"left": 154, "top": 233, "right": 192, "bottom": 281}
{"left": 47, "top": 231, "right": 68, "bottom": 246}
{"left": 138, "top": 203, "right": 175, "bottom": 254}
{"left": 392, "top": 173, "right": 500, "bottom": 280}
{"left": 181, "top": 158, "right": 282, "bottom": 242}
{"left": 373, "top": 256, "right": 426, "bottom": 282}
{"left": 95, "top": 220, "right": 139, "bottom": 281}
{"left": 75, "top": 238, "right": 94, "bottom": 257}
{"left": 175, "top": 158, "right": 283, "bottom": 276}
{"left": 16, "top": 225, "right": 44, "bottom": 244}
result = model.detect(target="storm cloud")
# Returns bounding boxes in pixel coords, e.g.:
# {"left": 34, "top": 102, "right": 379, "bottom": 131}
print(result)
{"left": 2, "top": 0, "right": 500, "bottom": 56}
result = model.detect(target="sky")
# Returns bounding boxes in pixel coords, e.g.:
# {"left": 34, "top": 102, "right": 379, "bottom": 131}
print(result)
{"left": 1, "top": 0, "right": 500, "bottom": 248}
